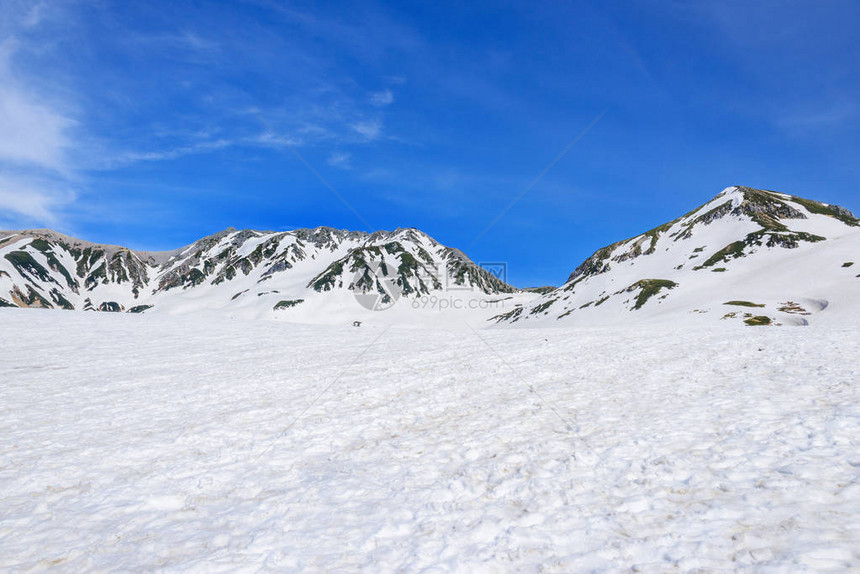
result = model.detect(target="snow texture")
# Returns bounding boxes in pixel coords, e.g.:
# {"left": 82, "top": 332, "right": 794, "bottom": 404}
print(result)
{"left": 1, "top": 309, "right": 858, "bottom": 571}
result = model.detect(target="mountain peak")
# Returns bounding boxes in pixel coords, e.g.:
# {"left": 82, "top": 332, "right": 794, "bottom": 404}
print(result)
{"left": 502, "top": 186, "right": 859, "bottom": 327}
{"left": 1, "top": 224, "right": 518, "bottom": 318}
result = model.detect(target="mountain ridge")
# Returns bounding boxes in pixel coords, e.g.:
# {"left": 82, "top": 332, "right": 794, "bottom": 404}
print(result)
{"left": 2, "top": 185, "right": 857, "bottom": 325}
{"left": 494, "top": 186, "right": 858, "bottom": 327}
{"left": 0, "top": 224, "right": 519, "bottom": 321}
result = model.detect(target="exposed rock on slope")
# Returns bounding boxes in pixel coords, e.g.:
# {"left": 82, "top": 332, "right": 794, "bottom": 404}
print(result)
{"left": 0, "top": 226, "right": 515, "bottom": 319}
{"left": 496, "top": 186, "right": 859, "bottom": 327}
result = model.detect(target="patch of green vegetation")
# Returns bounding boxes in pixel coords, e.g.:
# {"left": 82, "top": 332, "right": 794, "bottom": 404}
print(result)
{"left": 777, "top": 301, "right": 810, "bottom": 315}
{"left": 562, "top": 275, "right": 586, "bottom": 292}
{"left": 721, "top": 312, "right": 737, "bottom": 320}
{"left": 693, "top": 246, "right": 705, "bottom": 253}
{"left": 398, "top": 251, "right": 418, "bottom": 270}
{"left": 492, "top": 306, "right": 523, "bottom": 323}
{"left": 557, "top": 308, "right": 574, "bottom": 320}
{"left": 594, "top": 295, "right": 610, "bottom": 306}
{"left": 566, "top": 244, "right": 615, "bottom": 284}
{"left": 128, "top": 305, "right": 154, "bottom": 314}
{"left": 699, "top": 241, "right": 746, "bottom": 268}
{"left": 843, "top": 262, "right": 854, "bottom": 268}
{"left": 0, "top": 297, "right": 16, "bottom": 308}
{"left": 28, "top": 238, "right": 53, "bottom": 252}
{"left": 698, "top": 227, "right": 826, "bottom": 271}
{"left": 98, "top": 301, "right": 123, "bottom": 312}
{"left": 523, "top": 286, "right": 556, "bottom": 295}
{"left": 628, "top": 279, "right": 678, "bottom": 310}
{"left": 14, "top": 286, "right": 52, "bottom": 308}
{"left": 311, "top": 260, "right": 344, "bottom": 292}
{"left": 85, "top": 262, "right": 107, "bottom": 290}
{"left": 273, "top": 299, "right": 305, "bottom": 310}
{"left": 789, "top": 195, "right": 859, "bottom": 226}
{"left": 394, "top": 249, "right": 431, "bottom": 296}
{"left": 4, "top": 251, "right": 54, "bottom": 283}
{"left": 46, "top": 253, "right": 76, "bottom": 288}
{"left": 642, "top": 222, "right": 672, "bottom": 254}
{"left": 673, "top": 201, "right": 734, "bottom": 240}
{"left": 579, "top": 301, "right": 594, "bottom": 309}
{"left": 744, "top": 315, "right": 772, "bottom": 326}
{"left": 724, "top": 301, "right": 765, "bottom": 308}
{"left": 741, "top": 191, "right": 791, "bottom": 232}
{"left": 767, "top": 232, "right": 826, "bottom": 247}
{"left": 76, "top": 247, "right": 105, "bottom": 279}
{"left": 530, "top": 299, "right": 557, "bottom": 314}
{"left": 711, "top": 267, "right": 727, "bottom": 272}
{"left": 50, "top": 289, "right": 74, "bottom": 310}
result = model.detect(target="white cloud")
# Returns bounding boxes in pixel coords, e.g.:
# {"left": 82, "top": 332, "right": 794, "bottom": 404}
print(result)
{"left": 0, "top": 174, "right": 76, "bottom": 228}
{"left": 23, "top": 2, "right": 47, "bottom": 28}
{"left": 0, "top": 3, "right": 402, "bottom": 231}
{"left": 351, "top": 119, "right": 382, "bottom": 141}
{"left": 0, "top": 36, "right": 75, "bottom": 174}
{"left": 326, "top": 151, "right": 352, "bottom": 169}
{"left": 0, "top": 35, "right": 78, "bottom": 227}
{"left": 370, "top": 89, "right": 394, "bottom": 107}
{"left": 248, "top": 130, "right": 304, "bottom": 149}
{"left": 0, "top": 81, "right": 76, "bottom": 172}
{"left": 101, "top": 138, "right": 232, "bottom": 168}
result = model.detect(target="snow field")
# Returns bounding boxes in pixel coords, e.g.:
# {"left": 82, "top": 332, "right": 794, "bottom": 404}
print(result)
{"left": 1, "top": 309, "right": 858, "bottom": 571}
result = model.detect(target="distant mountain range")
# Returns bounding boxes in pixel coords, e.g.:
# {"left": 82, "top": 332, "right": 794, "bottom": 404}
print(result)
{"left": 0, "top": 226, "right": 514, "bottom": 322}
{"left": 1, "top": 185, "right": 857, "bottom": 326}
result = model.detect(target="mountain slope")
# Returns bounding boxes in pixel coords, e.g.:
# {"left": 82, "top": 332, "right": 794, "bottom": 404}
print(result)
{"left": 0, "top": 226, "right": 520, "bottom": 323}
{"left": 494, "top": 186, "right": 859, "bottom": 327}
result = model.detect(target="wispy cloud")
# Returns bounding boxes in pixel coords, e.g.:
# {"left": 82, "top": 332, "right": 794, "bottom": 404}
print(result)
{"left": 22, "top": 1, "right": 48, "bottom": 28}
{"left": 0, "top": 174, "right": 76, "bottom": 228}
{"left": 370, "top": 90, "right": 394, "bottom": 107}
{"left": 101, "top": 138, "right": 233, "bottom": 169}
{"left": 351, "top": 119, "right": 383, "bottom": 141}
{"left": 0, "top": 1, "right": 406, "bottom": 231}
{"left": 0, "top": 31, "right": 79, "bottom": 226}
{"left": 327, "top": 151, "right": 352, "bottom": 169}
{"left": 0, "top": 38, "right": 75, "bottom": 174}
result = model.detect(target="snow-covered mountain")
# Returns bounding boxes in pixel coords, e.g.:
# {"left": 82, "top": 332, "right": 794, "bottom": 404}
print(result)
{"left": 3, "top": 186, "right": 856, "bottom": 326}
{"left": 494, "top": 186, "right": 859, "bottom": 327}
{"left": 0, "top": 226, "right": 517, "bottom": 323}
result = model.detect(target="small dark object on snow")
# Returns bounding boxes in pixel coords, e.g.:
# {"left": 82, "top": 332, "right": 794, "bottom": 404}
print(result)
{"left": 353, "top": 321, "right": 362, "bottom": 327}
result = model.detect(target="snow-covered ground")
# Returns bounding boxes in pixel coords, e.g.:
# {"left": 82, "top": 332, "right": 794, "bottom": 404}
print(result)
{"left": 1, "top": 309, "right": 858, "bottom": 571}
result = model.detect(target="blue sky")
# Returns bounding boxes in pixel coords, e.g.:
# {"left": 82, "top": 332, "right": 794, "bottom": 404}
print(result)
{"left": 1, "top": 0, "right": 858, "bottom": 286}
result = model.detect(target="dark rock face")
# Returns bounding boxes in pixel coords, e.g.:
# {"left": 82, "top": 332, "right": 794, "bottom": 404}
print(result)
{"left": 833, "top": 205, "right": 856, "bottom": 220}
{"left": 307, "top": 236, "right": 515, "bottom": 298}
{"left": 1, "top": 225, "right": 519, "bottom": 315}
{"left": 567, "top": 246, "right": 614, "bottom": 283}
